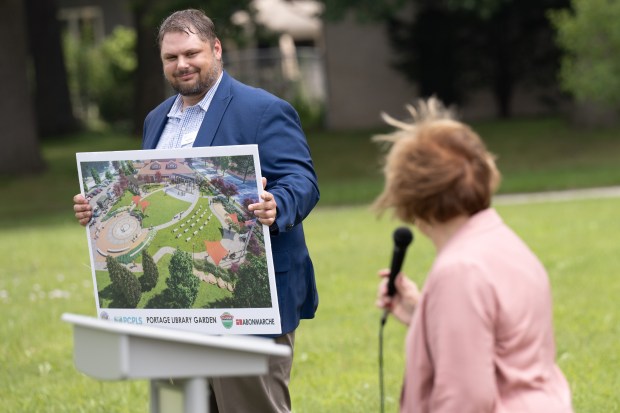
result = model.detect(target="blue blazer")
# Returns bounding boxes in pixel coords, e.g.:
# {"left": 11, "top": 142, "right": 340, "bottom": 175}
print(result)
{"left": 143, "top": 71, "right": 320, "bottom": 336}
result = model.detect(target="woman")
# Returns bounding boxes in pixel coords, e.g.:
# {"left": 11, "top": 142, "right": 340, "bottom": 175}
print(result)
{"left": 374, "top": 98, "right": 573, "bottom": 413}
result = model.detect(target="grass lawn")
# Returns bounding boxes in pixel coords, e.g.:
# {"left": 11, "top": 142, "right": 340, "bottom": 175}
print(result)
{"left": 106, "top": 190, "right": 134, "bottom": 216}
{"left": 145, "top": 197, "right": 223, "bottom": 257}
{"left": 309, "top": 117, "right": 620, "bottom": 205}
{"left": 293, "top": 199, "right": 620, "bottom": 413}
{"left": 1, "top": 117, "right": 619, "bottom": 412}
{"left": 139, "top": 189, "right": 190, "bottom": 228}
{"left": 0, "top": 199, "right": 618, "bottom": 412}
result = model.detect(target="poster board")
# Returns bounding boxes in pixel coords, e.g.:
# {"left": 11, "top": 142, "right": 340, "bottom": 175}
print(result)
{"left": 76, "top": 145, "right": 280, "bottom": 335}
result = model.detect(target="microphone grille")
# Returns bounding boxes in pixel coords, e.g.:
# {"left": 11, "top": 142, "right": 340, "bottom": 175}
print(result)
{"left": 393, "top": 227, "right": 414, "bottom": 247}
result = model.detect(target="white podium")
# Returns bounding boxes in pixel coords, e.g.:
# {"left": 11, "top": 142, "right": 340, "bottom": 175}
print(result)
{"left": 62, "top": 313, "right": 291, "bottom": 413}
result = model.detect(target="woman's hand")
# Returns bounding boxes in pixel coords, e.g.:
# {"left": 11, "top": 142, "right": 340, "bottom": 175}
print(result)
{"left": 376, "top": 268, "right": 421, "bottom": 326}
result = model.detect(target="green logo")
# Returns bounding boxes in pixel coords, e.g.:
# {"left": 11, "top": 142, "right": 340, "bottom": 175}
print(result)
{"left": 220, "top": 312, "right": 234, "bottom": 329}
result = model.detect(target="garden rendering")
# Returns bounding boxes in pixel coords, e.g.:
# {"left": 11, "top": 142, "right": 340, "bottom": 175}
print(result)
{"left": 79, "top": 155, "right": 273, "bottom": 310}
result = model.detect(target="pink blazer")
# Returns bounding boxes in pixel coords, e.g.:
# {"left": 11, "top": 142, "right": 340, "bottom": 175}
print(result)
{"left": 401, "top": 209, "right": 573, "bottom": 413}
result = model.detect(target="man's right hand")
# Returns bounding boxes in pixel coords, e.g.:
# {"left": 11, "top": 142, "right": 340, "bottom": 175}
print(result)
{"left": 73, "top": 194, "right": 92, "bottom": 226}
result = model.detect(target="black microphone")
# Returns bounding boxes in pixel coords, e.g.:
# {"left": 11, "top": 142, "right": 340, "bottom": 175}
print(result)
{"left": 387, "top": 227, "right": 414, "bottom": 296}
{"left": 381, "top": 227, "right": 413, "bottom": 325}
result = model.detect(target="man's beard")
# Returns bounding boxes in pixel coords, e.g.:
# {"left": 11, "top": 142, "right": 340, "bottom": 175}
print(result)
{"left": 169, "top": 62, "right": 220, "bottom": 97}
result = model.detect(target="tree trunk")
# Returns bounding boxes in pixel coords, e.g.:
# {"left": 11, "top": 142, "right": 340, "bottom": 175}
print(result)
{"left": 132, "top": 3, "right": 166, "bottom": 137}
{"left": 24, "top": 0, "right": 79, "bottom": 138}
{"left": 494, "top": 56, "right": 514, "bottom": 118}
{"left": 0, "top": 0, "right": 45, "bottom": 175}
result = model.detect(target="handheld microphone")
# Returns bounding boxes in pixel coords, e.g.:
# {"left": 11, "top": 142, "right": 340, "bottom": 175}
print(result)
{"left": 387, "top": 227, "right": 414, "bottom": 297}
{"left": 381, "top": 227, "right": 413, "bottom": 325}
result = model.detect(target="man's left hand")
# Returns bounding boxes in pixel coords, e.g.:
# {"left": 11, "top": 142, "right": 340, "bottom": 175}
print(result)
{"left": 249, "top": 177, "right": 277, "bottom": 227}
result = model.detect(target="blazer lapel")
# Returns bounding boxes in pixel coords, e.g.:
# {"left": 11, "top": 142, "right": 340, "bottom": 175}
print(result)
{"left": 193, "top": 71, "right": 233, "bottom": 148}
{"left": 143, "top": 96, "right": 176, "bottom": 149}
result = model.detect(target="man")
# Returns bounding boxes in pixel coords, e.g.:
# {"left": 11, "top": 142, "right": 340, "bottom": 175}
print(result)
{"left": 73, "top": 9, "right": 319, "bottom": 413}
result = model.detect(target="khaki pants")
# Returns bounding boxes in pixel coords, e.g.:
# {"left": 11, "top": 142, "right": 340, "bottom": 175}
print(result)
{"left": 208, "top": 331, "right": 295, "bottom": 413}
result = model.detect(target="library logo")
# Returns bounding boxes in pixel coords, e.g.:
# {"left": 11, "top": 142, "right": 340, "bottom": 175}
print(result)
{"left": 220, "top": 312, "right": 234, "bottom": 329}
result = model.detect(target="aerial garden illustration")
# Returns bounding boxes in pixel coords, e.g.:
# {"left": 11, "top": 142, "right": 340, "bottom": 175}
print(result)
{"left": 77, "top": 150, "right": 275, "bottom": 315}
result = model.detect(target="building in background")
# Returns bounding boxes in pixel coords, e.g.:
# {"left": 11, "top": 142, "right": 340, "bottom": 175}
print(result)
{"left": 55, "top": 0, "right": 562, "bottom": 131}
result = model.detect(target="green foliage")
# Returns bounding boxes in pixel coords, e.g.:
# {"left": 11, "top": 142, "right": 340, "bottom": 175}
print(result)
{"left": 230, "top": 155, "right": 255, "bottom": 183}
{"left": 166, "top": 248, "right": 199, "bottom": 308}
{"left": 389, "top": 0, "right": 569, "bottom": 116}
{"left": 104, "top": 255, "right": 141, "bottom": 308}
{"left": 106, "top": 255, "right": 123, "bottom": 296}
{"left": 63, "top": 26, "right": 136, "bottom": 128}
{"left": 90, "top": 167, "right": 101, "bottom": 185}
{"left": 550, "top": 0, "right": 620, "bottom": 107}
{"left": 233, "top": 255, "right": 271, "bottom": 307}
{"left": 291, "top": 90, "right": 325, "bottom": 131}
{"left": 141, "top": 250, "right": 159, "bottom": 291}
{"left": 194, "top": 258, "right": 229, "bottom": 280}
{"left": 120, "top": 266, "right": 142, "bottom": 308}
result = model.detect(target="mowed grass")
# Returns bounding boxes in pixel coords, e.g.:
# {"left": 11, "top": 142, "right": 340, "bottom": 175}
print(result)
{"left": 139, "top": 189, "right": 189, "bottom": 228}
{"left": 146, "top": 197, "right": 222, "bottom": 257}
{"left": 292, "top": 199, "right": 620, "bottom": 413}
{"left": 0, "top": 199, "right": 619, "bottom": 412}
{"left": 1, "top": 117, "right": 620, "bottom": 412}
{"left": 309, "top": 117, "right": 620, "bottom": 205}
{"left": 2, "top": 116, "right": 620, "bottom": 229}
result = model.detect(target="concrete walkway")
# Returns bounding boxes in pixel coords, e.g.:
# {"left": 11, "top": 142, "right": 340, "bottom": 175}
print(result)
{"left": 493, "top": 186, "right": 620, "bottom": 206}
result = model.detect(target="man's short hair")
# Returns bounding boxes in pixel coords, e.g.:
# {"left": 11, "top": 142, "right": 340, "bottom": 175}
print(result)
{"left": 158, "top": 9, "right": 218, "bottom": 46}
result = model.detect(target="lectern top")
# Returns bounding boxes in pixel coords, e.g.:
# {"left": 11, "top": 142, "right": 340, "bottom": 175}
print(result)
{"left": 62, "top": 313, "right": 291, "bottom": 358}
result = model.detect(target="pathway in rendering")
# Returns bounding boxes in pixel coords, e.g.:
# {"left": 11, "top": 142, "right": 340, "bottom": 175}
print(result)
{"left": 89, "top": 183, "right": 249, "bottom": 293}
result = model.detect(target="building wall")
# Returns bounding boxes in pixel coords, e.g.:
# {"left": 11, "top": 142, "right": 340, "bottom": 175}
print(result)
{"left": 58, "top": 0, "right": 131, "bottom": 37}
{"left": 322, "top": 17, "right": 417, "bottom": 130}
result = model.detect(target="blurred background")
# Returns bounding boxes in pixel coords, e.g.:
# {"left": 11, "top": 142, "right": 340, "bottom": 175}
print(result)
{"left": 1, "top": 2, "right": 620, "bottom": 412}
{"left": 3, "top": 0, "right": 620, "bottom": 177}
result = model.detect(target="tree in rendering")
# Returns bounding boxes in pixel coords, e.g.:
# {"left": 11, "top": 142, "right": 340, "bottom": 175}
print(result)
{"left": 166, "top": 249, "right": 199, "bottom": 308}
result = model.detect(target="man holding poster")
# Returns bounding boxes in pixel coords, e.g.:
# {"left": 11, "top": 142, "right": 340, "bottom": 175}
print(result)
{"left": 73, "top": 8, "right": 319, "bottom": 413}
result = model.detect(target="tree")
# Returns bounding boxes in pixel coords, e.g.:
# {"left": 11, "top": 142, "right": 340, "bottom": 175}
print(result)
{"left": 399, "top": 0, "right": 569, "bottom": 117}
{"left": 232, "top": 255, "right": 271, "bottom": 308}
{"left": 141, "top": 250, "right": 159, "bottom": 291}
{"left": 106, "top": 255, "right": 142, "bottom": 307}
{"left": 321, "top": 0, "right": 569, "bottom": 117}
{"left": 130, "top": 1, "right": 167, "bottom": 136}
{"left": 106, "top": 256, "right": 124, "bottom": 296}
{"left": 121, "top": 267, "right": 142, "bottom": 308}
{"left": 90, "top": 168, "right": 102, "bottom": 185}
{"left": 0, "top": 0, "right": 45, "bottom": 175}
{"left": 550, "top": 0, "right": 620, "bottom": 108}
{"left": 166, "top": 248, "right": 199, "bottom": 308}
{"left": 221, "top": 182, "right": 239, "bottom": 201}
{"left": 24, "top": 0, "right": 79, "bottom": 138}
{"left": 212, "top": 156, "right": 232, "bottom": 175}
{"left": 231, "top": 155, "right": 255, "bottom": 183}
